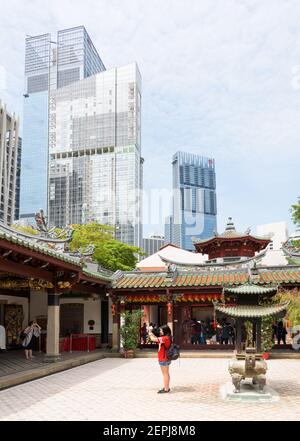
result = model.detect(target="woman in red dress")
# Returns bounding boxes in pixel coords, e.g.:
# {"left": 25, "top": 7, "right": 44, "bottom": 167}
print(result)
{"left": 149, "top": 324, "right": 172, "bottom": 393}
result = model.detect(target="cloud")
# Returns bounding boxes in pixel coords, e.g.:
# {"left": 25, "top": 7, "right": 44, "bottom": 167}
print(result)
{"left": 0, "top": 0, "right": 299, "bottom": 236}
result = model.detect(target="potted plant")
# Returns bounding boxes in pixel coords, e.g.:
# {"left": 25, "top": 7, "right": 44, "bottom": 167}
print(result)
{"left": 119, "top": 310, "right": 144, "bottom": 358}
{"left": 261, "top": 316, "right": 274, "bottom": 360}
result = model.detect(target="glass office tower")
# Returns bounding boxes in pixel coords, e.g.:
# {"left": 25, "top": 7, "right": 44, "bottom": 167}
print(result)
{"left": 166, "top": 151, "right": 217, "bottom": 251}
{"left": 20, "top": 26, "right": 105, "bottom": 221}
{"left": 48, "top": 63, "right": 142, "bottom": 247}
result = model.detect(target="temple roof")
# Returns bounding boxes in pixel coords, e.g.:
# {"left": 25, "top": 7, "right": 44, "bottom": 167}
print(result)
{"left": 0, "top": 225, "right": 112, "bottom": 282}
{"left": 224, "top": 284, "right": 278, "bottom": 295}
{"left": 213, "top": 302, "right": 289, "bottom": 318}
{"left": 137, "top": 244, "right": 207, "bottom": 271}
{"left": 112, "top": 270, "right": 300, "bottom": 289}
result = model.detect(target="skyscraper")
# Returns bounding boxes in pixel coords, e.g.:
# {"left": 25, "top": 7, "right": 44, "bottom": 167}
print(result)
{"left": 165, "top": 151, "right": 217, "bottom": 251}
{"left": 20, "top": 26, "right": 105, "bottom": 221}
{"left": 0, "top": 100, "right": 21, "bottom": 224}
{"left": 48, "top": 62, "right": 142, "bottom": 247}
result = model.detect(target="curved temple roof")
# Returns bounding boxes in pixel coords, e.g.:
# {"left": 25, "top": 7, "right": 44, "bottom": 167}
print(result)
{"left": 213, "top": 302, "right": 289, "bottom": 318}
{"left": 224, "top": 284, "right": 278, "bottom": 295}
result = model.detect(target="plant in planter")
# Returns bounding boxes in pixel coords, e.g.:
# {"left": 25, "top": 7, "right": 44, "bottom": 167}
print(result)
{"left": 261, "top": 316, "right": 274, "bottom": 359}
{"left": 119, "top": 310, "right": 144, "bottom": 358}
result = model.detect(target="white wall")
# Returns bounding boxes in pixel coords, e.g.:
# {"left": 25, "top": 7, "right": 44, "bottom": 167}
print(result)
{"left": 0, "top": 295, "right": 28, "bottom": 329}
{"left": 60, "top": 298, "right": 101, "bottom": 334}
{"left": 29, "top": 289, "right": 47, "bottom": 321}
{"left": 256, "top": 222, "right": 289, "bottom": 250}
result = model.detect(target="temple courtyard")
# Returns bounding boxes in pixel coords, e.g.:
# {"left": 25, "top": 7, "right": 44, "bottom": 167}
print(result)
{"left": 0, "top": 357, "right": 300, "bottom": 421}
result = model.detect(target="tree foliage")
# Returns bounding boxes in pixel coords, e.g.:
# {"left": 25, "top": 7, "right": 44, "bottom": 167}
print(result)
{"left": 69, "top": 223, "right": 143, "bottom": 271}
{"left": 12, "top": 222, "right": 143, "bottom": 272}
{"left": 291, "top": 197, "right": 300, "bottom": 228}
{"left": 275, "top": 289, "right": 300, "bottom": 327}
{"left": 12, "top": 224, "right": 39, "bottom": 236}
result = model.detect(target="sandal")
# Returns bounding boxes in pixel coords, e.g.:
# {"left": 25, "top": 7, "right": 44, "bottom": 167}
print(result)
{"left": 157, "top": 389, "right": 170, "bottom": 394}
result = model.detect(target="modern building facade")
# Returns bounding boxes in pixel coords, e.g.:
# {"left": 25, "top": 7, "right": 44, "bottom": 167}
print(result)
{"left": 20, "top": 26, "right": 106, "bottom": 221}
{"left": 0, "top": 101, "right": 21, "bottom": 224}
{"left": 48, "top": 63, "right": 142, "bottom": 247}
{"left": 165, "top": 151, "right": 217, "bottom": 251}
{"left": 142, "top": 235, "right": 165, "bottom": 257}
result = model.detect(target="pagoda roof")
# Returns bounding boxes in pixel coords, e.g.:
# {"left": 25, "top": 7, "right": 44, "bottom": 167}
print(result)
{"left": 194, "top": 217, "right": 271, "bottom": 246}
{"left": 213, "top": 302, "right": 289, "bottom": 318}
{"left": 224, "top": 284, "right": 278, "bottom": 295}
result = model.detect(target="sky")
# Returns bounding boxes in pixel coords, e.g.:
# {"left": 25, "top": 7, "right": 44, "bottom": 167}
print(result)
{"left": 0, "top": 0, "right": 299, "bottom": 237}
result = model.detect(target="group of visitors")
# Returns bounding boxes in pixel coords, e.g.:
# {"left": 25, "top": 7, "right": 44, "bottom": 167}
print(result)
{"left": 188, "top": 318, "right": 236, "bottom": 345}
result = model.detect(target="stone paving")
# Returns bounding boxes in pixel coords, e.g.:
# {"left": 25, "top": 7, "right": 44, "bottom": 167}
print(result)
{"left": 0, "top": 358, "right": 300, "bottom": 421}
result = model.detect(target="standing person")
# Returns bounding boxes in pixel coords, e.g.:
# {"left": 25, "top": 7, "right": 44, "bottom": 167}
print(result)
{"left": 21, "top": 320, "right": 41, "bottom": 359}
{"left": 221, "top": 323, "right": 230, "bottom": 345}
{"left": 276, "top": 321, "right": 287, "bottom": 345}
{"left": 148, "top": 324, "right": 172, "bottom": 394}
{"left": 141, "top": 322, "right": 148, "bottom": 345}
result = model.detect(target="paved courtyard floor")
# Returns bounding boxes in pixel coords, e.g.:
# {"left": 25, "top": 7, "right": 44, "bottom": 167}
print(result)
{"left": 0, "top": 358, "right": 300, "bottom": 421}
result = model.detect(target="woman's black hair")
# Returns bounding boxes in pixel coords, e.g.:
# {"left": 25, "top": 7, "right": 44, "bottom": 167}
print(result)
{"left": 160, "top": 324, "right": 172, "bottom": 336}
{"left": 29, "top": 320, "right": 34, "bottom": 326}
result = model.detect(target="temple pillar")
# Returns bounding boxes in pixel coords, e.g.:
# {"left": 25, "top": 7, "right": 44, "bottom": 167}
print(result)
{"left": 236, "top": 318, "right": 242, "bottom": 353}
{"left": 112, "top": 300, "right": 120, "bottom": 351}
{"left": 256, "top": 318, "right": 262, "bottom": 353}
{"left": 45, "top": 292, "right": 61, "bottom": 362}
{"left": 119, "top": 300, "right": 125, "bottom": 349}
{"left": 167, "top": 301, "right": 173, "bottom": 334}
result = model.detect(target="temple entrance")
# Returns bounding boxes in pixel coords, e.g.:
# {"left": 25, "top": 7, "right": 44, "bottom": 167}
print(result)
{"left": 174, "top": 304, "right": 235, "bottom": 350}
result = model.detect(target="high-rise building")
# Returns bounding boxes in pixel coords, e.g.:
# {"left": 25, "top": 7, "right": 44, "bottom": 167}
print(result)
{"left": 20, "top": 26, "right": 105, "bottom": 220}
{"left": 48, "top": 63, "right": 142, "bottom": 247}
{"left": 142, "top": 235, "right": 165, "bottom": 257}
{"left": 165, "top": 151, "right": 217, "bottom": 251}
{"left": 15, "top": 137, "right": 22, "bottom": 221}
{"left": 0, "top": 101, "right": 21, "bottom": 224}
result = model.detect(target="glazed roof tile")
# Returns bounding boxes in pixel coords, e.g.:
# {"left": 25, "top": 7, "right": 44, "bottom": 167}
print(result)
{"left": 213, "top": 302, "right": 289, "bottom": 318}
{"left": 112, "top": 270, "right": 300, "bottom": 289}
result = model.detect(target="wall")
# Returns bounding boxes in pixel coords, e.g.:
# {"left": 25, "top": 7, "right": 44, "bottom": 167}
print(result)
{"left": 60, "top": 297, "right": 101, "bottom": 334}
{"left": 29, "top": 289, "right": 47, "bottom": 321}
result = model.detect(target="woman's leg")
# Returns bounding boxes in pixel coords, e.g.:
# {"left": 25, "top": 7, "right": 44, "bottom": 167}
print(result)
{"left": 29, "top": 349, "right": 33, "bottom": 358}
{"left": 160, "top": 365, "right": 170, "bottom": 391}
{"left": 25, "top": 349, "right": 29, "bottom": 359}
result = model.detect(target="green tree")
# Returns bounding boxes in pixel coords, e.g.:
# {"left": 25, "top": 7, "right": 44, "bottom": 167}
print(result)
{"left": 11, "top": 224, "right": 39, "bottom": 236}
{"left": 275, "top": 289, "right": 300, "bottom": 327}
{"left": 291, "top": 197, "right": 300, "bottom": 227}
{"left": 70, "top": 223, "right": 143, "bottom": 271}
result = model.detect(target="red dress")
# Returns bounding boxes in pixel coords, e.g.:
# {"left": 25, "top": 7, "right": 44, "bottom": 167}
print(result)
{"left": 157, "top": 336, "right": 171, "bottom": 362}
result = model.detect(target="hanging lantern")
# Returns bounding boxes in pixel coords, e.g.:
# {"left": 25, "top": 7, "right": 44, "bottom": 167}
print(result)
{"left": 111, "top": 304, "right": 116, "bottom": 316}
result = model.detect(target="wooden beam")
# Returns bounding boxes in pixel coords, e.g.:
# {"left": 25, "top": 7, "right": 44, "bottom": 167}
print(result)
{"left": 0, "top": 239, "right": 81, "bottom": 272}
{"left": 71, "top": 284, "right": 106, "bottom": 295}
{"left": 0, "top": 256, "right": 53, "bottom": 282}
